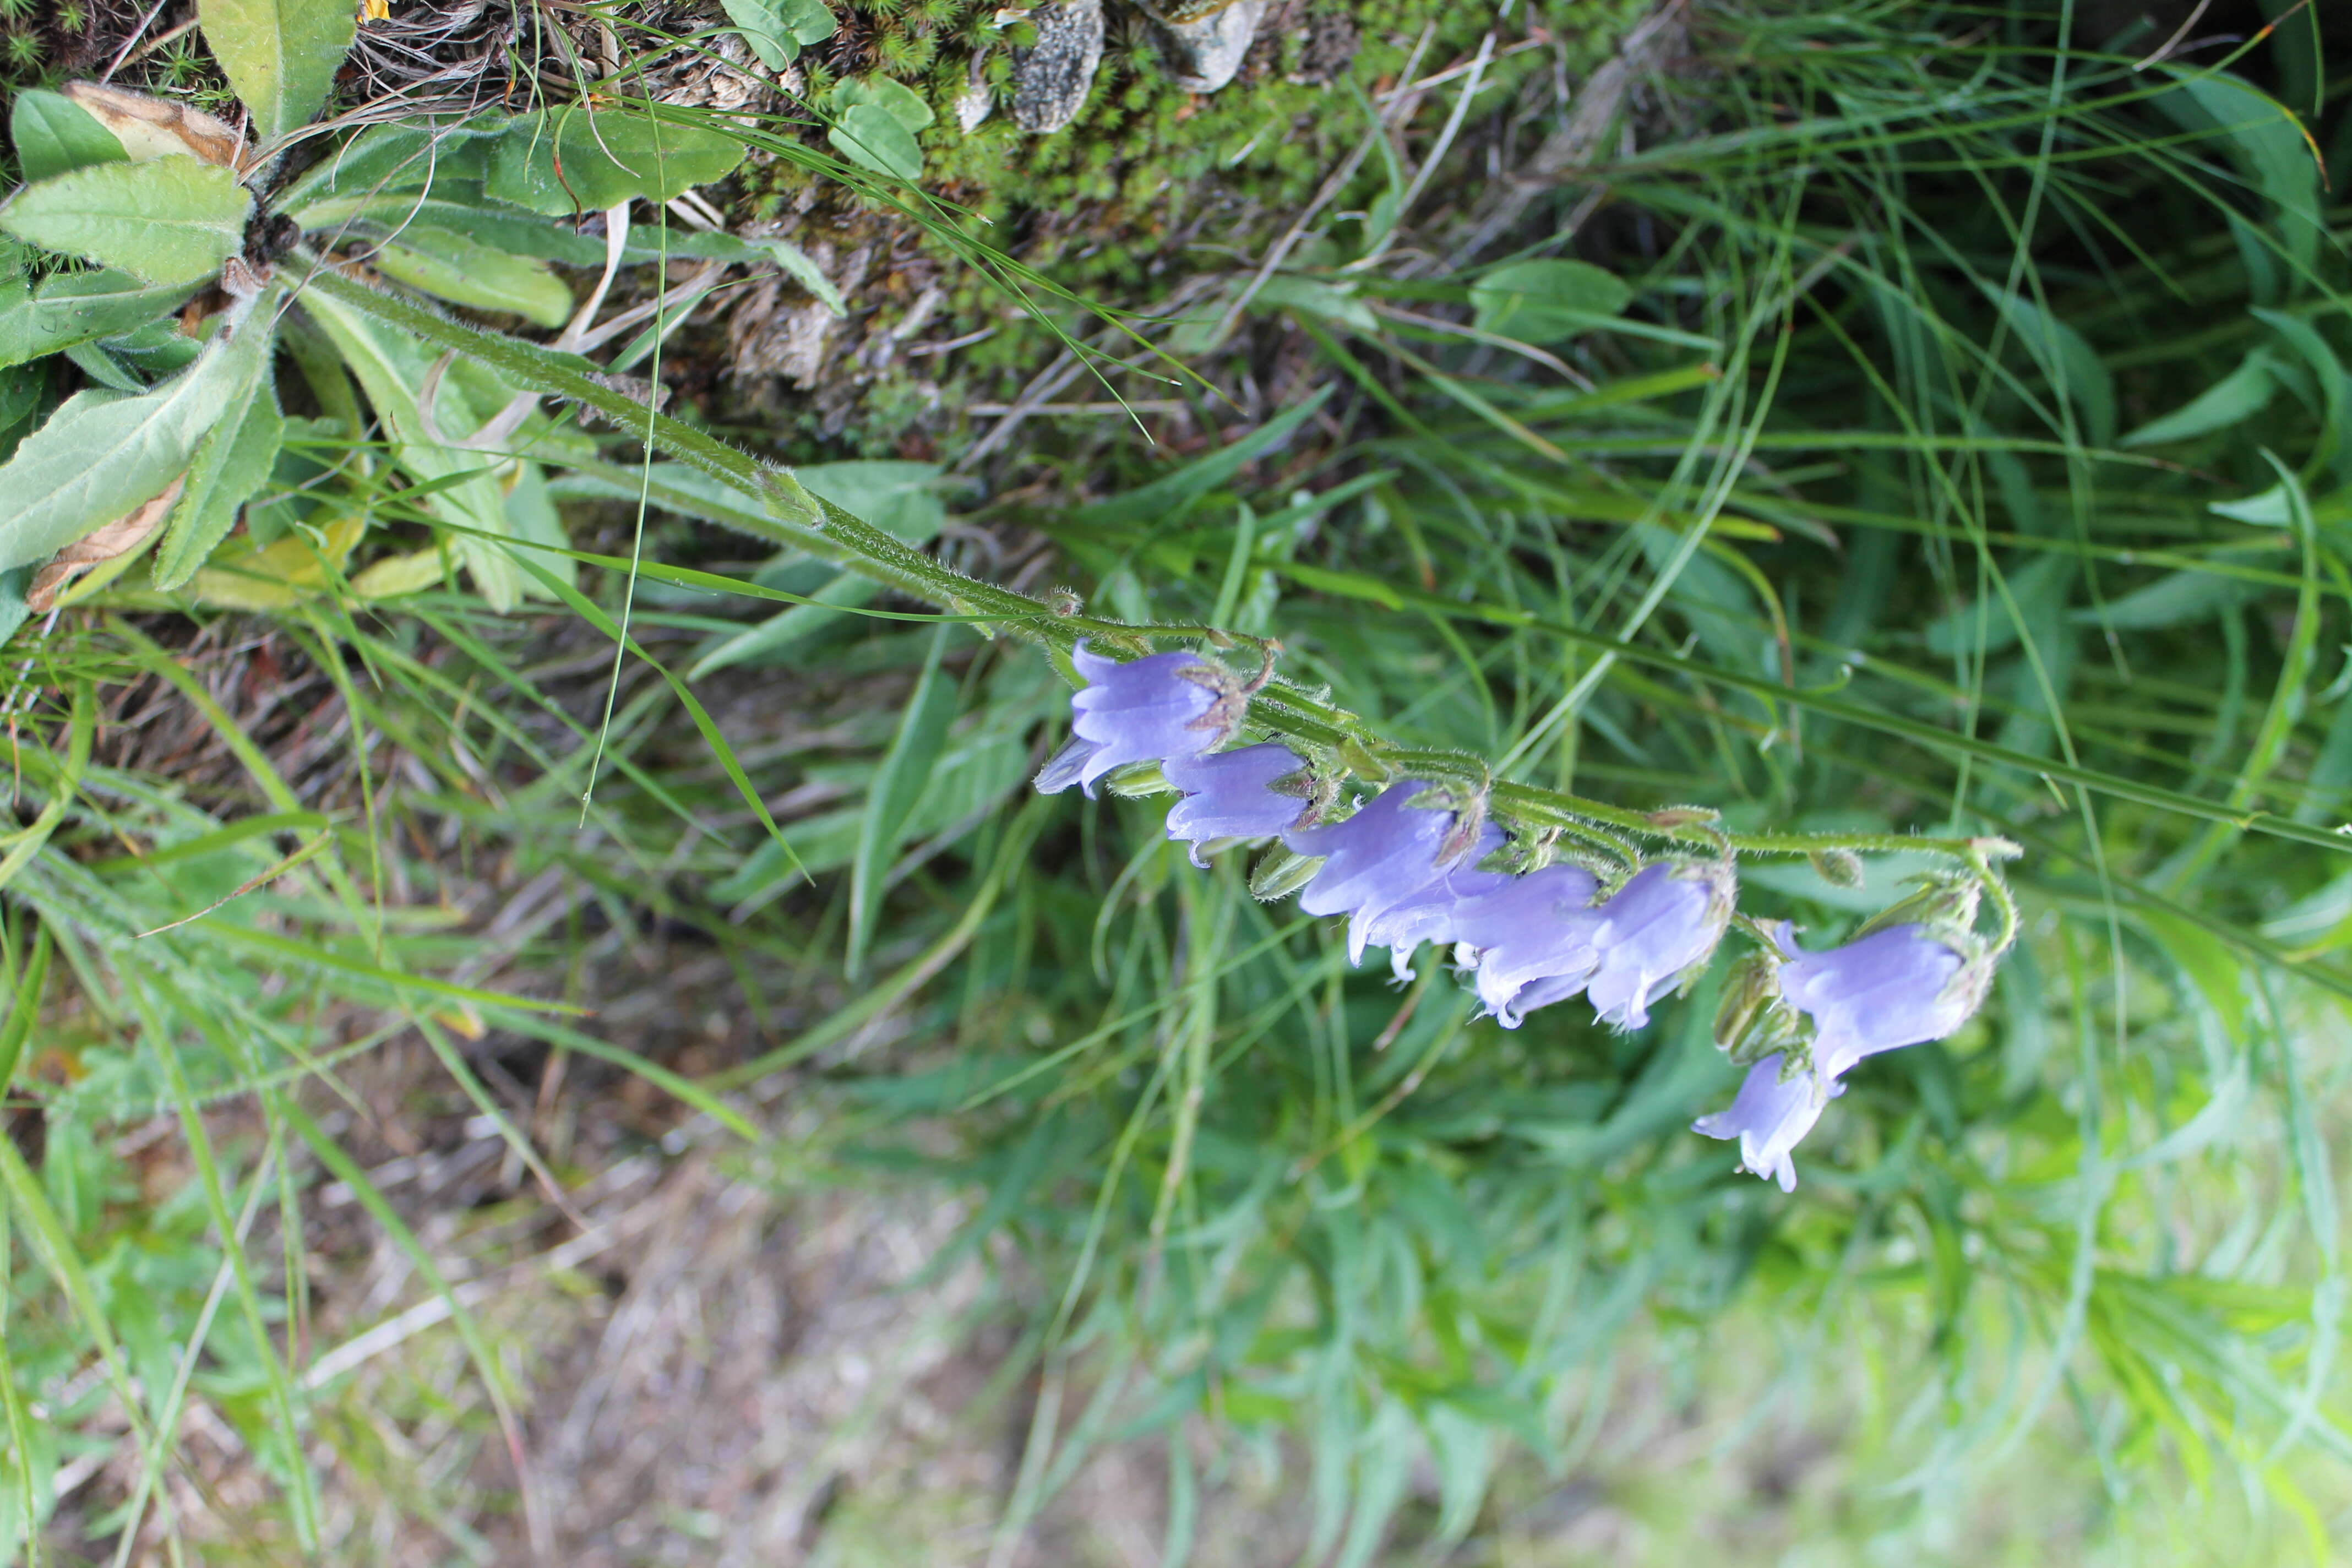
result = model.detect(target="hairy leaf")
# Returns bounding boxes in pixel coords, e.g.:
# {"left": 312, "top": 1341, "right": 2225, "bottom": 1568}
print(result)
{"left": 0, "top": 299, "right": 272, "bottom": 574}
{"left": 199, "top": 0, "right": 357, "bottom": 143}
{"left": 751, "top": 236, "right": 846, "bottom": 316}
{"left": 276, "top": 119, "right": 508, "bottom": 209}
{"left": 0, "top": 160, "right": 251, "bottom": 287}
{"left": 153, "top": 363, "right": 282, "bottom": 590}
{"left": 299, "top": 287, "right": 525, "bottom": 609}
{"left": 372, "top": 226, "right": 574, "bottom": 328}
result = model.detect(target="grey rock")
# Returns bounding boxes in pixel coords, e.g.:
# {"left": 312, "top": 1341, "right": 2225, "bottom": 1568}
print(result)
{"left": 1010, "top": 0, "right": 1105, "bottom": 135}
{"left": 1141, "top": 0, "right": 1266, "bottom": 94}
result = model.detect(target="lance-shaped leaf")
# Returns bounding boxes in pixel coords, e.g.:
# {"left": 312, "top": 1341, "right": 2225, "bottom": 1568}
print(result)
{"left": 1, "top": 160, "right": 251, "bottom": 288}
{"left": 371, "top": 226, "right": 574, "bottom": 328}
{"left": 0, "top": 297, "right": 274, "bottom": 574}
{"left": 198, "top": 0, "right": 357, "bottom": 144}
{"left": 153, "top": 360, "right": 283, "bottom": 590}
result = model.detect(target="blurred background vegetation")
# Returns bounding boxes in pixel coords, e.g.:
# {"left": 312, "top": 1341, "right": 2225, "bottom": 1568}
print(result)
{"left": 4, "top": 0, "right": 2352, "bottom": 1562}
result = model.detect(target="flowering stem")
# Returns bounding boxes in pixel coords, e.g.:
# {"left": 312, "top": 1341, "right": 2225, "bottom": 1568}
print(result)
{"left": 321, "top": 261, "right": 2018, "bottom": 884}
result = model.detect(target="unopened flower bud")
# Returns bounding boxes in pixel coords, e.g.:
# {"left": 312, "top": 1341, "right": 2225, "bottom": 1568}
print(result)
{"left": 1249, "top": 845, "right": 1324, "bottom": 901}
{"left": 1713, "top": 950, "right": 1806, "bottom": 1066}
{"left": 1809, "top": 847, "right": 1865, "bottom": 889}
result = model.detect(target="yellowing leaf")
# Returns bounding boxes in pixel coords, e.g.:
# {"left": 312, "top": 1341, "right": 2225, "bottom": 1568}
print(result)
{"left": 349, "top": 549, "right": 446, "bottom": 600}
{"left": 61, "top": 82, "right": 243, "bottom": 168}
{"left": 191, "top": 514, "right": 365, "bottom": 608}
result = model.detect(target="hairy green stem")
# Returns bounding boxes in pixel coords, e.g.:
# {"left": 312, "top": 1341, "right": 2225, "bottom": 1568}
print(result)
{"left": 306, "top": 257, "right": 2024, "bottom": 872}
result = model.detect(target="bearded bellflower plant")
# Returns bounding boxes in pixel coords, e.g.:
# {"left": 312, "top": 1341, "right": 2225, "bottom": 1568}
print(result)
{"left": 1035, "top": 639, "right": 2013, "bottom": 1187}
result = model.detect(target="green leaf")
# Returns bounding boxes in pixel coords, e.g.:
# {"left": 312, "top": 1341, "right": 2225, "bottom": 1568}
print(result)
{"left": 2157, "top": 69, "right": 2323, "bottom": 274}
{"left": 0, "top": 270, "right": 201, "bottom": 369}
{"left": 9, "top": 89, "right": 127, "bottom": 184}
{"left": 153, "top": 364, "right": 281, "bottom": 589}
{"left": 275, "top": 118, "right": 507, "bottom": 209}
{"left": 0, "top": 301, "right": 272, "bottom": 574}
{"left": 1983, "top": 285, "right": 2117, "bottom": 447}
{"left": 751, "top": 235, "right": 846, "bottom": 316}
{"left": 827, "top": 103, "right": 924, "bottom": 183}
{"left": 1254, "top": 275, "right": 1377, "bottom": 333}
{"left": 848, "top": 624, "right": 961, "bottom": 976}
{"left": 484, "top": 108, "right": 747, "bottom": 215}
{"left": 834, "top": 75, "right": 936, "bottom": 133}
{"left": 198, "top": 0, "right": 356, "bottom": 143}
{"left": 2120, "top": 348, "right": 2278, "bottom": 447}
{"left": 721, "top": 0, "right": 837, "bottom": 69}
{"left": 2254, "top": 305, "right": 2352, "bottom": 483}
{"left": 62, "top": 341, "right": 146, "bottom": 391}
{"left": 0, "top": 363, "right": 39, "bottom": 432}
{"left": 1469, "top": 259, "right": 1632, "bottom": 344}
{"left": 294, "top": 187, "right": 608, "bottom": 267}
{"left": 0, "top": 568, "right": 30, "bottom": 649}
{"left": 0, "top": 159, "right": 251, "bottom": 288}
{"left": 2068, "top": 557, "right": 2266, "bottom": 629}
{"left": 372, "top": 225, "right": 575, "bottom": 328}
{"left": 99, "top": 313, "right": 203, "bottom": 376}
{"left": 778, "top": 0, "right": 838, "bottom": 42}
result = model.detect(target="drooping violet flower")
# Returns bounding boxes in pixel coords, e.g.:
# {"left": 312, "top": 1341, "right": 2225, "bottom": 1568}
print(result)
{"left": 1776, "top": 919, "right": 1988, "bottom": 1079}
{"left": 1585, "top": 859, "right": 1735, "bottom": 1032}
{"left": 1035, "top": 642, "right": 1235, "bottom": 798}
{"left": 1285, "top": 779, "right": 1477, "bottom": 964}
{"left": 1445, "top": 863, "right": 1604, "bottom": 1027}
{"left": 1693, "top": 1053, "right": 1837, "bottom": 1193}
{"left": 1163, "top": 743, "right": 1309, "bottom": 867}
{"left": 1695, "top": 916, "right": 1992, "bottom": 1190}
{"left": 1355, "top": 823, "right": 1509, "bottom": 982}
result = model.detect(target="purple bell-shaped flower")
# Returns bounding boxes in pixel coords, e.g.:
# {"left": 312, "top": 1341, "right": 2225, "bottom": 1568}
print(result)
{"left": 1693, "top": 1053, "right": 1837, "bottom": 1193}
{"left": 1036, "top": 642, "right": 1228, "bottom": 798}
{"left": 1777, "top": 919, "right": 1984, "bottom": 1078}
{"left": 1285, "top": 779, "right": 1471, "bottom": 965}
{"left": 1163, "top": 743, "right": 1309, "bottom": 867}
{"left": 1447, "top": 863, "right": 1604, "bottom": 1027}
{"left": 1585, "top": 859, "right": 1735, "bottom": 1031}
{"left": 1694, "top": 914, "right": 1991, "bottom": 1190}
{"left": 1355, "top": 823, "right": 1509, "bottom": 982}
